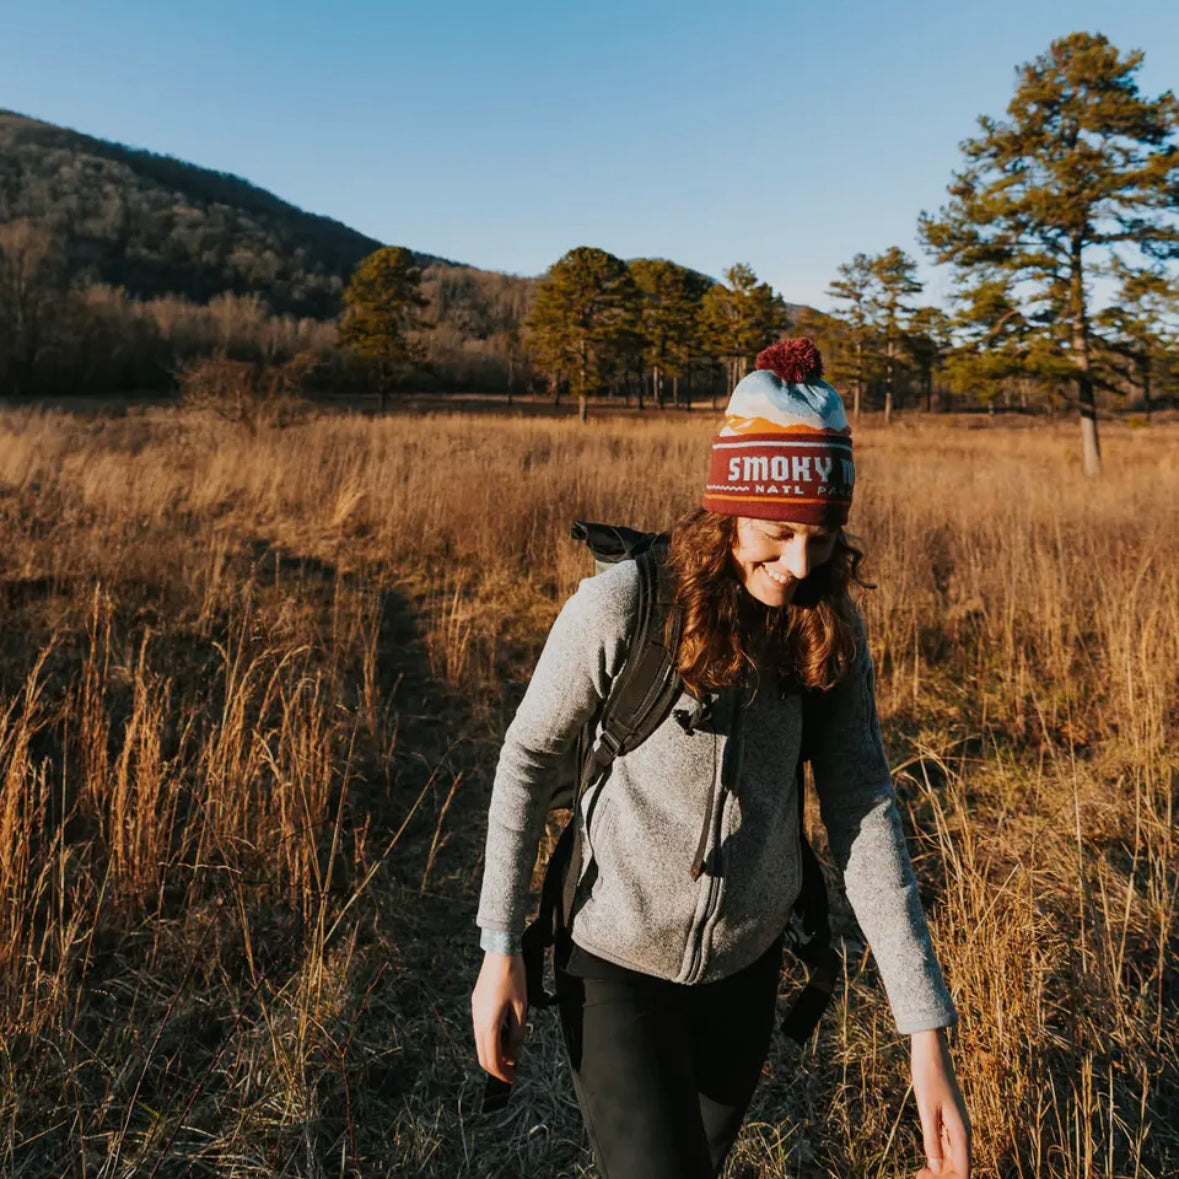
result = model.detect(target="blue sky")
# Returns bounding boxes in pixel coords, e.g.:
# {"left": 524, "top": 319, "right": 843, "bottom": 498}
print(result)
{"left": 3, "top": 0, "right": 1177, "bottom": 309}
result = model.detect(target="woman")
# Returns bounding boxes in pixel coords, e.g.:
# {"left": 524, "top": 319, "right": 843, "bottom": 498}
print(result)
{"left": 472, "top": 339, "right": 971, "bottom": 1179}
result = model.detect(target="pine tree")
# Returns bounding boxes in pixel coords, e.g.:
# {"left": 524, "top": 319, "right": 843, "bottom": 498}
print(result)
{"left": 699, "top": 264, "right": 790, "bottom": 403}
{"left": 339, "top": 246, "right": 427, "bottom": 410}
{"left": 628, "top": 259, "right": 710, "bottom": 408}
{"left": 826, "top": 253, "right": 877, "bottom": 419}
{"left": 1095, "top": 268, "right": 1179, "bottom": 419}
{"left": 920, "top": 32, "right": 1179, "bottom": 474}
{"left": 870, "top": 247, "right": 923, "bottom": 423}
{"left": 526, "top": 247, "right": 639, "bottom": 422}
{"left": 943, "top": 278, "right": 1072, "bottom": 410}
{"left": 906, "top": 306, "right": 953, "bottom": 412}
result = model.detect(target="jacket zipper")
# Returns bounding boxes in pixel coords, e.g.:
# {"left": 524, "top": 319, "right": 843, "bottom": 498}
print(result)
{"left": 685, "top": 698, "right": 743, "bottom": 983}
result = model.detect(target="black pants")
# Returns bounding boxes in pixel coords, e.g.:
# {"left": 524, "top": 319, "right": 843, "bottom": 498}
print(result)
{"left": 556, "top": 937, "right": 782, "bottom": 1179}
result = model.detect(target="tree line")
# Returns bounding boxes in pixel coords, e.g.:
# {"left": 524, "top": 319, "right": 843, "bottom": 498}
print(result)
{"left": 2, "top": 32, "right": 1177, "bottom": 467}
{"left": 339, "top": 32, "right": 1179, "bottom": 474}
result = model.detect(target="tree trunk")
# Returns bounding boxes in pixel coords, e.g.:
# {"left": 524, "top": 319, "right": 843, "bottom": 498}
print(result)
{"left": 578, "top": 346, "right": 589, "bottom": 425}
{"left": 672, "top": 374, "right": 680, "bottom": 408}
{"left": 1079, "top": 398, "right": 1100, "bottom": 473}
{"left": 883, "top": 331, "right": 895, "bottom": 425}
{"left": 1140, "top": 356, "right": 1152, "bottom": 422}
{"left": 1070, "top": 246, "right": 1101, "bottom": 476}
{"left": 853, "top": 339, "right": 863, "bottom": 419}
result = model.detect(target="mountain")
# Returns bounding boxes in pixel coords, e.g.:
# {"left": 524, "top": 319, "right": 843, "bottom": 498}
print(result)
{"left": 0, "top": 110, "right": 456, "bottom": 317}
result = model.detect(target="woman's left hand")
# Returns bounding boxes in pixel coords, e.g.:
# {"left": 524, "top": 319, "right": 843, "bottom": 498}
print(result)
{"left": 910, "top": 1027, "right": 971, "bottom": 1178}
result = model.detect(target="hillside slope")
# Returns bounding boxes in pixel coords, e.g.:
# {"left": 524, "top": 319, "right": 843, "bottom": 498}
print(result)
{"left": 0, "top": 110, "right": 455, "bottom": 317}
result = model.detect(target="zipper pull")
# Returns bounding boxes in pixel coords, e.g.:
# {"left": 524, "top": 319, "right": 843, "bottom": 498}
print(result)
{"left": 688, "top": 788, "right": 714, "bottom": 879}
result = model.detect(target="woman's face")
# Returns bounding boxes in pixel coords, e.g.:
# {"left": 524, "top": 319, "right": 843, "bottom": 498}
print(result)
{"left": 730, "top": 517, "right": 838, "bottom": 607}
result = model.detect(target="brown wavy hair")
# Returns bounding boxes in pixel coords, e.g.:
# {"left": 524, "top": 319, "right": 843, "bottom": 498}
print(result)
{"left": 663, "top": 508, "right": 868, "bottom": 697}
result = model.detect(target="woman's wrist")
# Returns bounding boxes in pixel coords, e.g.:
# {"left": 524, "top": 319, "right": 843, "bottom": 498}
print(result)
{"left": 910, "top": 1027, "right": 952, "bottom": 1068}
{"left": 910, "top": 1027, "right": 947, "bottom": 1048}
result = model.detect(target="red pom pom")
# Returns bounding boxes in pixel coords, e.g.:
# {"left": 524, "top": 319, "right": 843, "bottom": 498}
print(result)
{"left": 755, "top": 338, "right": 823, "bottom": 384}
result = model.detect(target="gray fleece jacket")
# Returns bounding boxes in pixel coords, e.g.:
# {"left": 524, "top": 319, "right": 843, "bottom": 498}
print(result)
{"left": 477, "top": 561, "right": 957, "bottom": 1035}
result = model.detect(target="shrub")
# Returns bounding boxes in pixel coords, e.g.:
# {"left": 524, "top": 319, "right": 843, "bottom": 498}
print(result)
{"left": 176, "top": 350, "right": 315, "bottom": 431}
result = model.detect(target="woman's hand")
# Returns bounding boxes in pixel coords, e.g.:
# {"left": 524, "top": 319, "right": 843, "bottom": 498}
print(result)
{"left": 471, "top": 951, "right": 528, "bottom": 1085}
{"left": 911, "top": 1027, "right": 971, "bottom": 1178}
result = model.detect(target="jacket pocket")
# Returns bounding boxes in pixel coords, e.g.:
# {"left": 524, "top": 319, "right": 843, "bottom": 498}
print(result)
{"left": 572, "top": 779, "right": 612, "bottom": 891}
{"left": 587, "top": 794, "right": 616, "bottom": 859}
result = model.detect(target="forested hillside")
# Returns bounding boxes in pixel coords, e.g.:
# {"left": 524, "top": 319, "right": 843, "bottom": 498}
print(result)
{"left": 0, "top": 110, "right": 452, "bottom": 317}
{"left": 0, "top": 112, "right": 814, "bottom": 405}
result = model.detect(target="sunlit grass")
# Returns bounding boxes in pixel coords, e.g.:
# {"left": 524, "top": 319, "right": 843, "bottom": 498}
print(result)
{"left": 0, "top": 405, "right": 1173, "bottom": 1176}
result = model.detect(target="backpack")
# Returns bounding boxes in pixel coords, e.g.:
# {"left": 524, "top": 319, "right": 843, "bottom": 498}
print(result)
{"left": 484, "top": 521, "right": 840, "bottom": 1112}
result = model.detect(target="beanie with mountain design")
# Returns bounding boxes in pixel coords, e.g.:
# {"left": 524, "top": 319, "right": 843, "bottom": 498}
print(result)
{"left": 702, "top": 338, "right": 854, "bottom": 528}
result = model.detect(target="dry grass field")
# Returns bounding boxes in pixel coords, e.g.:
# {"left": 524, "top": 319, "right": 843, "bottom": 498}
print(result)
{"left": 0, "top": 404, "right": 1174, "bottom": 1177}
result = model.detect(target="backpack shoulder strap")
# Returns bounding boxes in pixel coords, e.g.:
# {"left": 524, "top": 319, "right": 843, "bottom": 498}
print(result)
{"left": 583, "top": 545, "right": 682, "bottom": 775}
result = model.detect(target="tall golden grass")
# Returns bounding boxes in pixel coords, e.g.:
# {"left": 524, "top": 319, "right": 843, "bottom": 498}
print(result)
{"left": 0, "top": 405, "right": 1173, "bottom": 1176}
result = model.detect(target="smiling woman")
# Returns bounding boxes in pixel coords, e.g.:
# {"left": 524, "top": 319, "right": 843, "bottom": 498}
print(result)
{"left": 472, "top": 338, "right": 972, "bottom": 1179}
{"left": 731, "top": 518, "right": 839, "bottom": 604}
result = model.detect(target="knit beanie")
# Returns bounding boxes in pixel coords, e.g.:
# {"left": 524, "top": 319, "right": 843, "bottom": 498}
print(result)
{"left": 701, "top": 338, "right": 854, "bottom": 528}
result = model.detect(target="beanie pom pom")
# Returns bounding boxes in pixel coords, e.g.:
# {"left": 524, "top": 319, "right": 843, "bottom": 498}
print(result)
{"left": 756, "top": 338, "right": 823, "bottom": 384}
